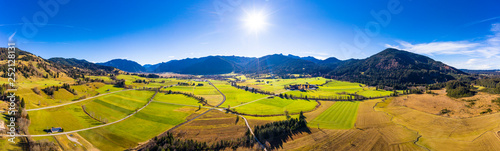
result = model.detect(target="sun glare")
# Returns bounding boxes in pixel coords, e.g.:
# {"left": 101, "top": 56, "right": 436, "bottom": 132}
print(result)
{"left": 243, "top": 11, "right": 268, "bottom": 33}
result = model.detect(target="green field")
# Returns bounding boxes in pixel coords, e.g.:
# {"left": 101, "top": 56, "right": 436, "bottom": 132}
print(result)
{"left": 78, "top": 102, "right": 198, "bottom": 150}
{"left": 213, "top": 82, "right": 270, "bottom": 107}
{"left": 28, "top": 102, "right": 103, "bottom": 135}
{"left": 86, "top": 75, "right": 114, "bottom": 83}
{"left": 83, "top": 90, "right": 154, "bottom": 122}
{"left": 95, "top": 84, "right": 124, "bottom": 94}
{"left": 283, "top": 80, "right": 393, "bottom": 99}
{"left": 308, "top": 101, "right": 360, "bottom": 129}
{"left": 163, "top": 81, "right": 223, "bottom": 105}
{"left": 153, "top": 93, "right": 204, "bottom": 106}
{"left": 233, "top": 97, "right": 318, "bottom": 115}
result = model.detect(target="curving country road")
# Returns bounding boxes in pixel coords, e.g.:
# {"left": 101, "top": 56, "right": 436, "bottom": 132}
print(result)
{"left": 9, "top": 90, "right": 158, "bottom": 137}
{"left": 27, "top": 89, "right": 134, "bottom": 112}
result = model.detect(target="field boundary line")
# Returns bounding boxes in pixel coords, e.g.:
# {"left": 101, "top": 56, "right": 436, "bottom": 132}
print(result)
{"left": 81, "top": 105, "right": 106, "bottom": 124}
{"left": 232, "top": 90, "right": 291, "bottom": 108}
{"left": 232, "top": 96, "right": 269, "bottom": 108}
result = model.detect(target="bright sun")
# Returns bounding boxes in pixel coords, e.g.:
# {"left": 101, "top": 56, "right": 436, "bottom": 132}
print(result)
{"left": 243, "top": 11, "right": 268, "bottom": 33}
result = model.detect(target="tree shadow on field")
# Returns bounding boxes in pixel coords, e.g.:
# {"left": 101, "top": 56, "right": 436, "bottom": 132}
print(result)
{"left": 259, "top": 126, "right": 311, "bottom": 150}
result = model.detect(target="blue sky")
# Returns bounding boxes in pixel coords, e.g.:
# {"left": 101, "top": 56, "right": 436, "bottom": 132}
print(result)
{"left": 1, "top": 0, "right": 499, "bottom": 69}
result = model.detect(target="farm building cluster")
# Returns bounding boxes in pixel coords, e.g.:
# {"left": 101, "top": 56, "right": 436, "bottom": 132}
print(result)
{"left": 286, "top": 84, "right": 318, "bottom": 91}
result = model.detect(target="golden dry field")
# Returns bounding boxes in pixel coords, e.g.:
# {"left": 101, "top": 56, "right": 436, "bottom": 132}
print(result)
{"left": 395, "top": 89, "right": 500, "bottom": 118}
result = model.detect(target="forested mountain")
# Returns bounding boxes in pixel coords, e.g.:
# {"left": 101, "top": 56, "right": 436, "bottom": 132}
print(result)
{"left": 151, "top": 54, "right": 330, "bottom": 75}
{"left": 0, "top": 48, "right": 117, "bottom": 79}
{"left": 243, "top": 54, "right": 329, "bottom": 75}
{"left": 328, "top": 48, "right": 464, "bottom": 88}
{"left": 153, "top": 56, "right": 243, "bottom": 74}
{"left": 143, "top": 64, "right": 160, "bottom": 72}
{"left": 48, "top": 57, "right": 116, "bottom": 72}
{"left": 218, "top": 56, "right": 256, "bottom": 67}
{"left": 97, "top": 59, "right": 146, "bottom": 72}
{"left": 179, "top": 56, "right": 242, "bottom": 75}
{"left": 461, "top": 69, "right": 500, "bottom": 75}
{"left": 319, "top": 57, "right": 341, "bottom": 65}
{"left": 286, "top": 54, "right": 322, "bottom": 64}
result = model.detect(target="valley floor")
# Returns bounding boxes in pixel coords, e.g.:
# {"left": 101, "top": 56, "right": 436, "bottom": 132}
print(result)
{"left": 2, "top": 76, "right": 500, "bottom": 151}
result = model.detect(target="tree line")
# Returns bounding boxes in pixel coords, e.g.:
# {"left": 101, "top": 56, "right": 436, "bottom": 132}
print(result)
{"left": 162, "top": 90, "right": 209, "bottom": 106}
{"left": 39, "top": 83, "right": 77, "bottom": 96}
{"left": 472, "top": 78, "right": 500, "bottom": 94}
{"left": 230, "top": 82, "right": 276, "bottom": 96}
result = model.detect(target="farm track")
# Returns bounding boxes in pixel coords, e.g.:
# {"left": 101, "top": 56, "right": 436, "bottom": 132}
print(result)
{"left": 26, "top": 89, "right": 134, "bottom": 111}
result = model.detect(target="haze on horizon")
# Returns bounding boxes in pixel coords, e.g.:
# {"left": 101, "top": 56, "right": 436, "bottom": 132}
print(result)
{"left": 1, "top": 0, "right": 499, "bottom": 69}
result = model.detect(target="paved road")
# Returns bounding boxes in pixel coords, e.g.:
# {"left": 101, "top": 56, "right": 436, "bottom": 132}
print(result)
{"left": 10, "top": 90, "right": 158, "bottom": 137}
{"left": 27, "top": 89, "right": 134, "bottom": 111}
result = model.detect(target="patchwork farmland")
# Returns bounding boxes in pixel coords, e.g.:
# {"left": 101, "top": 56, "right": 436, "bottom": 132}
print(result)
{"left": 3, "top": 74, "right": 500, "bottom": 151}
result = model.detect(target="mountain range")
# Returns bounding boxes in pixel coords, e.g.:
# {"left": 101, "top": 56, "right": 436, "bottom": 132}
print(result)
{"left": 0, "top": 47, "right": 467, "bottom": 88}
{"left": 92, "top": 48, "right": 465, "bottom": 87}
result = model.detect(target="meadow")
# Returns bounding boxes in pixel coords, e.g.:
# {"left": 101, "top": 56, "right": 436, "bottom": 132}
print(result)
{"left": 28, "top": 102, "right": 103, "bottom": 135}
{"left": 308, "top": 101, "right": 359, "bottom": 129}
{"left": 283, "top": 80, "right": 394, "bottom": 99}
{"left": 232, "top": 97, "right": 318, "bottom": 115}
{"left": 153, "top": 93, "right": 204, "bottom": 106}
{"left": 163, "top": 81, "right": 223, "bottom": 105}
{"left": 214, "top": 82, "right": 271, "bottom": 108}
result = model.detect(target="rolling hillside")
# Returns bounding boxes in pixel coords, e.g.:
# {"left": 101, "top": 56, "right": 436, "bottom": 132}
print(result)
{"left": 0, "top": 48, "right": 118, "bottom": 79}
